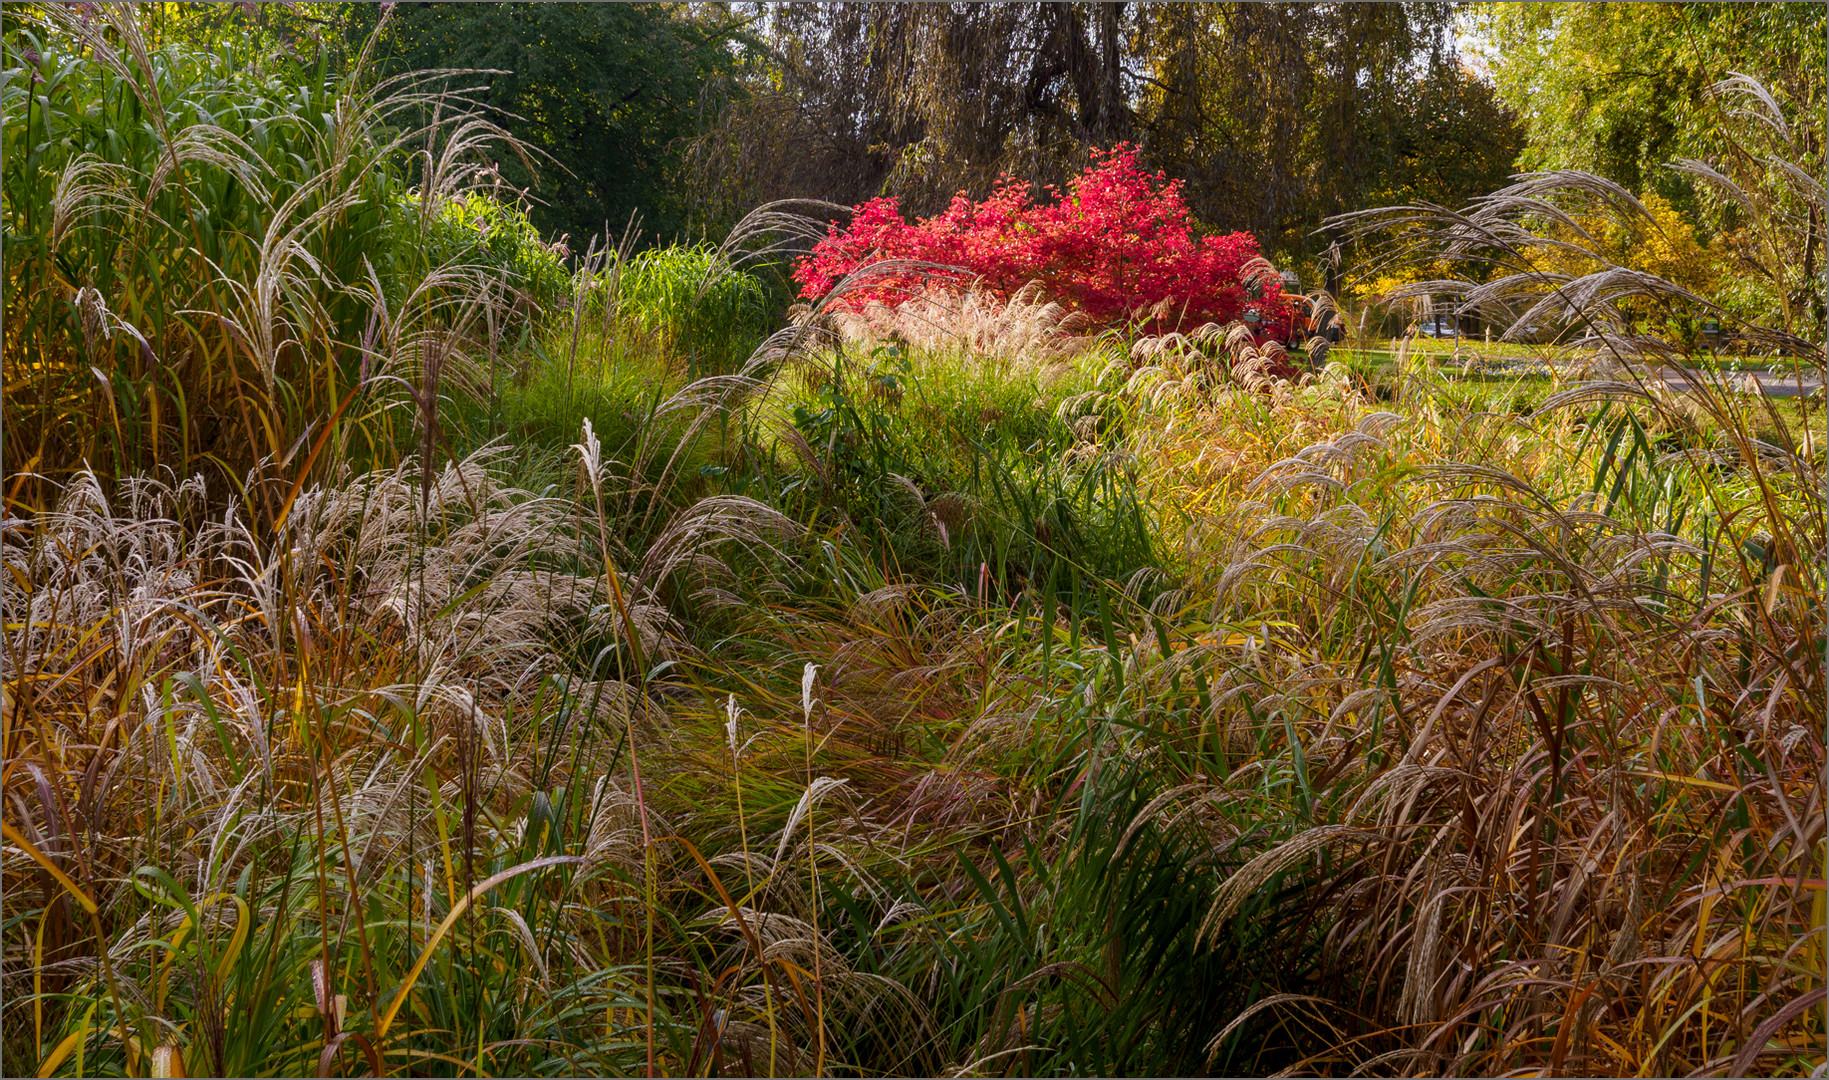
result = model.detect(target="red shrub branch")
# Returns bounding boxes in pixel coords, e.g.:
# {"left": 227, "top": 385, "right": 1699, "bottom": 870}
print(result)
{"left": 794, "top": 145, "right": 1292, "bottom": 338}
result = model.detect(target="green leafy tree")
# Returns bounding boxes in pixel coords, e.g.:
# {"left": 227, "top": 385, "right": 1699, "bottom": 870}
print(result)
{"left": 1477, "top": 2, "right": 1826, "bottom": 205}
{"left": 351, "top": 1, "right": 750, "bottom": 246}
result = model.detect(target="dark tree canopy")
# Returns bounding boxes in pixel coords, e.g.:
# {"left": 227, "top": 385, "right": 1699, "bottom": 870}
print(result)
{"left": 350, "top": 2, "right": 750, "bottom": 246}
{"left": 685, "top": 3, "right": 1144, "bottom": 226}
{"left": 1139, "top": 3, "right": 1522, "bottom": 261}
{"left": 134, "top": 0, "right": 1826, "bottom": 275}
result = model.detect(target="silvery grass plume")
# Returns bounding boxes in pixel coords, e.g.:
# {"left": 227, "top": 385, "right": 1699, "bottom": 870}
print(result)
{"left": 0, "top": 448, "right": 671, "bottom": 1075}
{"left": 826, "top": 281, "right": 1098, "bottom": 366}
{"left": 802, "top": 662, "right": 820, "bottom": 725}
{"left": 572, "top": 415, "right": 807, "bottom": 649}
{"left": 0, "top": 450, "right": 657, "bottom": 823}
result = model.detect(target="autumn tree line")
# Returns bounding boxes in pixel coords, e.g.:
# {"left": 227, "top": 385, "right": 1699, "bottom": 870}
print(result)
{"left": 41, "top": 2, "right": 1829, "bottom": 287}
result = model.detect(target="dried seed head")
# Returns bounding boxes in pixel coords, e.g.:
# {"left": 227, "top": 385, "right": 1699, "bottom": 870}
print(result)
{"left": 572, "top": 418, "right": 603, "bottom": 495}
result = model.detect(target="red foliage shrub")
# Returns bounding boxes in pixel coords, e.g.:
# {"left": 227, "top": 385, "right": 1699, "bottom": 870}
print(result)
{"left": 794, "top": 145, "right": 1291, "bottom": 338}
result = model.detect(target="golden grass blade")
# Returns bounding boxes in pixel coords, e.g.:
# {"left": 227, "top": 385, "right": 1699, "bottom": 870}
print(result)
{"left": 2, "top": 820, "right": 97, "bottom": 915}
{"left": 37, "top": 1028, "right": 85, "bottom": 1079}
{"left": 374, "top": 855, "right": 584, "bottom": 1040}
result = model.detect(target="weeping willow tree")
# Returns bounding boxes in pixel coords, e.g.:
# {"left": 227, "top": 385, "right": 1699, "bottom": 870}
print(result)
{"left": 1139, "top": 3, "right": 1522, "bottom": 260}
{"left": 684, "top": 2, "right": 1141, "bottom": 229}
{"left": 687, "top": 2, "right": 1522, "bottom": 265}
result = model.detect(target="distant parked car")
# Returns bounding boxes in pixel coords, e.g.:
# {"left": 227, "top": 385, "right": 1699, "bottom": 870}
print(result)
{"left": 1415, "top": 315, "right": 1458, "bottom": 338}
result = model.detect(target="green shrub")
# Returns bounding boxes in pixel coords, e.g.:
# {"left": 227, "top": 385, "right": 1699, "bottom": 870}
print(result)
{"left": 404, "top": 189, "right": 571, "bottom": 315}
{"left": 591, "top": 244, "right": 773, "bottom": 378}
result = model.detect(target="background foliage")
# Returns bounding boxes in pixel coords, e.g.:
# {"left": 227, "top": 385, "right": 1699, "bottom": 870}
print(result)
{"left": 683, "top": 2, "right": 1527, "bottom": 268}
{"left": 347, "top": 1, "right": 751, "bottom": 246}
{"left": 1477, "top": 2, "right": 1827, "bottom": 209}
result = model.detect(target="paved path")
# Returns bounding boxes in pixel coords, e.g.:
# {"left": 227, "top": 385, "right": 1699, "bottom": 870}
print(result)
{"left": 1656, "top": 366, "right": 1824, "bottom": 399}
{"left": 1465, "top": 355, "right": 1824, "bottom": 399}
